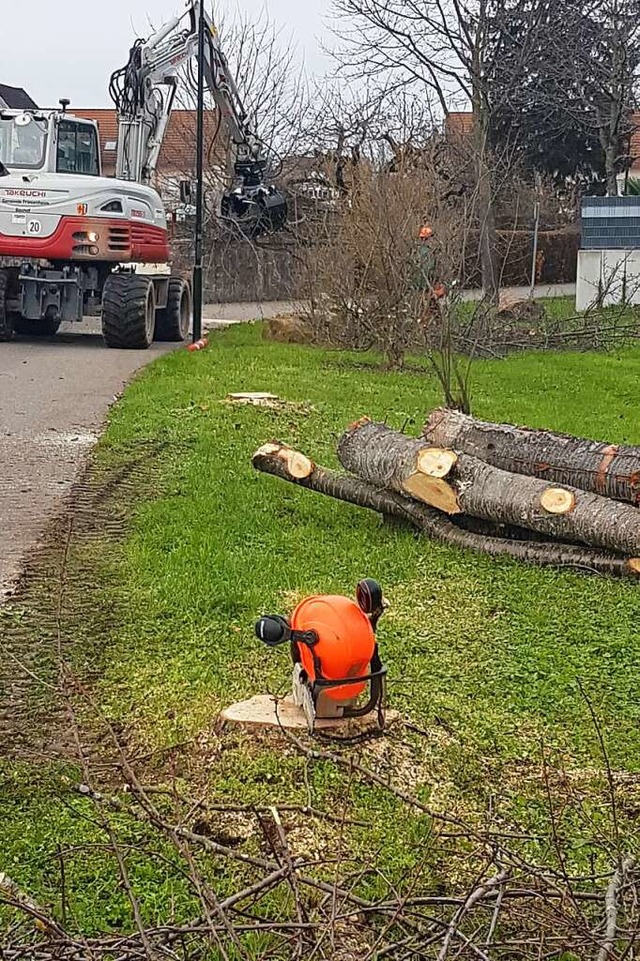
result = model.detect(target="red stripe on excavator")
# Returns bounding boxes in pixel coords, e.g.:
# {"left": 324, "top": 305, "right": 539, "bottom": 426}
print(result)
{"left": 0, "top": 216, "right": 170, "bottom": 263}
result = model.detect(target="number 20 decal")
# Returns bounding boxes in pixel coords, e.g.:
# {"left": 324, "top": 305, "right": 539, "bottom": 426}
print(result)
{"left": 28, "top": 220, "right": 42, "bottom": 234}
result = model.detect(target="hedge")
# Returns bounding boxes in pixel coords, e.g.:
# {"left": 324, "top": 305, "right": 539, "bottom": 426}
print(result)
{"left": 462, "top": 228, "right": 579, "bottom": 287}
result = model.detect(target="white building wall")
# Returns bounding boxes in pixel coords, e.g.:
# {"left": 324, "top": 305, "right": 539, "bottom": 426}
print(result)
{"left": 576, "top": 248, "right": 640, "bottom": 309}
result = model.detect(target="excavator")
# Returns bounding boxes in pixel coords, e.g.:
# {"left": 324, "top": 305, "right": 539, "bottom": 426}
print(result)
{"left": 0, "top": 2, "right": 287, "bottom": 348}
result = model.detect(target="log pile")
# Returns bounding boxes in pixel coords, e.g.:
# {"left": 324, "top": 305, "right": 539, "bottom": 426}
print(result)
{"left": 253, "top": 410, "right": 640, "bottom": 579}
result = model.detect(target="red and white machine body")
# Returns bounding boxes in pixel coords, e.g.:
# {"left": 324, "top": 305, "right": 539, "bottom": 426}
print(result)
{"left": 0, "top": 153, "right": 170, "bottom": 266}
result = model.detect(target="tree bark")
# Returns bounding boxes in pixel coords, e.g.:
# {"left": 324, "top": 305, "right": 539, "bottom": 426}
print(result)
{"left": 452, "top": 514, "right": 565, "bottom": 543}
{"left": 424, "top": 407, "right": 640, "bottom": 506}
{"left": 338, "top": 419, "right": 640, "bottom": 556}
{"left": 473, "top": 99, "right": 499, "bottom": 304}
{"left": 252, "top": 443, "right": 640, "bottom": 579}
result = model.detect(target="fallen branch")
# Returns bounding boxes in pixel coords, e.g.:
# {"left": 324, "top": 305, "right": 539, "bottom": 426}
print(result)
{"left": 437, "top": 869, "right": 509, "bottom": 961}
{"left": 253, "top": 443, "right": 640, "bottom": 578}
{"left": 596, "top": 857, "right": 636, "bottom": 961}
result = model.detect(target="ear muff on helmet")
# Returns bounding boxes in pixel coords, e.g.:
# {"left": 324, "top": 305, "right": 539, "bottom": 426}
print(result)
{"left": 356, "top": 579, "right": 383, "bottom": 616}
{"left": 356, "top": 578, "right": 385, "bottom": 630}
{"left": 255, "top": 615, "right": 318, "bottom": 649}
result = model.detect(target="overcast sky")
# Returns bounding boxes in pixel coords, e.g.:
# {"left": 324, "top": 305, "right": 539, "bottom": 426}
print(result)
{"left": 2, "top": 1, "right": 329, "bottom": 108}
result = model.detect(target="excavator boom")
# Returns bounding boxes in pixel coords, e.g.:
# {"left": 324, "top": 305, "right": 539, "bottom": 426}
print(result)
{"left": 109, "top": 1, "right": 287, "bottom": 237}
{"left": 0, "top": 1, "right": 286, "bottom": 349}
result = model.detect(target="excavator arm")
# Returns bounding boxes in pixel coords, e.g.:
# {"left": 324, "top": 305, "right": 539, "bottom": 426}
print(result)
{"left": 109, "top": 1, "right": 287, "bottom": 236}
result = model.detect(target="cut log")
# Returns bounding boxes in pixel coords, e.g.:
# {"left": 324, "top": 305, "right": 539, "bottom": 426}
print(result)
{"left": 254, "top": 442, "right": 313, "bottom": 480}
{"left": 338, "top": 420, "right": 640, "bottom": 556}
{"left": 424, "top": 408, "right": 640, "bottom": 506}
{"left": 338, "top": 418, "right": 462, "bottom": 514}
{"left": 252, "top": 444, "right": 640, "bottom": 578}
{"left": 452, "top": 514, "right": 564, "bottom": 543}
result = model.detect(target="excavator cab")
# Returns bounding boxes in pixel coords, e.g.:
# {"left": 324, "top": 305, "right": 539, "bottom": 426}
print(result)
{"left": 0, "top": 110, "right": 101, "bottom": 177}
{"left": 0, "top": 112, "right": 49, "bottom": 171}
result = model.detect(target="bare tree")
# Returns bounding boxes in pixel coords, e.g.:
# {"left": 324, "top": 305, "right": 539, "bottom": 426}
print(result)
{"left": 329, "top": 0, "right": 540, "bottom": 303}
{"left": 559, "top": 0, "right": 640, "bottom": 195}
{"left": 492, "top": 0, "right": 640, "bottom": 195}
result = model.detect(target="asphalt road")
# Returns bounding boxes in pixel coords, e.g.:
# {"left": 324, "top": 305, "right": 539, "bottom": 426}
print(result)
{"left": 0, "top": 319, "right": 173, "bottom": 597}
{"left": 0, "top": 302, "right": 292, "bottom": 599}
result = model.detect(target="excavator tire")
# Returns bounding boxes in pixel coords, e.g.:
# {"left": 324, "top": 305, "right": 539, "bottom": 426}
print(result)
{"left": 154, "top": 276, "right": 191, "bottom": 342}
{"left": 0, "top": 272, "right": 14, "bottom": 342}
{"left": 102, "top": 274, "right": 156, "bottom": 350}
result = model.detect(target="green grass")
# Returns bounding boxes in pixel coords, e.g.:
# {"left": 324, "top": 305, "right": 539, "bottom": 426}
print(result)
{"left": 3, "top": 323, "right": 640, "bottom": 943}
{"left": 96, "top": 326, "right": 640, "bottom": 751}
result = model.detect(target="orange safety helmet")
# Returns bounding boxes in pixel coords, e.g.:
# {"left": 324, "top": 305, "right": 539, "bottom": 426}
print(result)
{"left": 419, "top": 224, "right": 433, "bottom": 240}
{"left": 291, "top": 595, "right": 376, "bottom": 702}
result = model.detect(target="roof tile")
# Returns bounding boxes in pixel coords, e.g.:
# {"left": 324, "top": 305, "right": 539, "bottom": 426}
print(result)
{"left": 72, "top": 108, "right": 224, "bottom": 177}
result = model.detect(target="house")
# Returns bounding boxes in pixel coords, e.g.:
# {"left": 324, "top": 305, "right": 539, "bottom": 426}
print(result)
{"left": 0, "top": 84, "right": 38, "bottom": 110}
{"left": 444, "top": 112, "right": 474, "bottom": 142}
{"left": 626, "top": 121, "right": 640, "bottom": 185}
{"left": 72, "top": 108, "right": 227, "bottom": 207}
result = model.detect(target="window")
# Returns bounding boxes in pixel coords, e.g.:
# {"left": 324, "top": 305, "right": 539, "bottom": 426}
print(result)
{"left": 56, "top": 121, "right": 99, "bottom": 176}
{"left": 0, "top": 116, "right": 47, "bottom": 169}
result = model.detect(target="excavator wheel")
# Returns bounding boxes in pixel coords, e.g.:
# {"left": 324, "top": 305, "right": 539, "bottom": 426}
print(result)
{"left": 154, "top": 276, "right": 191, "bottom": 342}
{"left": 0, "top": 272, "right": 14, "bottom": 342}
{"left": 102, "top": 274, "right": 156, "bottom": 350}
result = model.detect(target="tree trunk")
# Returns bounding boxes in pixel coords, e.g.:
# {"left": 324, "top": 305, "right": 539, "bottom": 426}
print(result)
{"left": 452, "top": 514, "right": 566, "bottom": 543}
{"left": 338, "top": 419, "right": 640, "bottom": 556}
{"left": 605, "top": 142, "right": 620, "bottom": 197}
{"left": 424, "top": 407, "right": 640, "bottom": 506}
{"left": 252, "top": 442, "right": 640, "bottom": 579}
{"left": 473, "top": 102, "right": 499, "bottom": 304}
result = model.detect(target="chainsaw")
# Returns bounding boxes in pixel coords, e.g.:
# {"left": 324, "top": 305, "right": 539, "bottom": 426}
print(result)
{"left": 255, "top": 579, "right": 387, "bottom": 734}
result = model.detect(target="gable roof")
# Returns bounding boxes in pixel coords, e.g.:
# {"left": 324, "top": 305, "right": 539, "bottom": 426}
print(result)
{"left": 72, "top": 108, "right": 225, "bottom": 177}
{"left": 0, "top": 84, "right": 38, "bottom": 110}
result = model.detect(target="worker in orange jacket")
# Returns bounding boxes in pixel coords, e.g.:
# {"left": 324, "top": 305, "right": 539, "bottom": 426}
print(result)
{"left": 414, "top": 224, "right": 447, "bottom": 298}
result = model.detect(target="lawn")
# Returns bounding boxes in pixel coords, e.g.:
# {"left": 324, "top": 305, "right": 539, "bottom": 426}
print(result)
{"left": 2, "top": 323, "right": 640, "bottom": 952}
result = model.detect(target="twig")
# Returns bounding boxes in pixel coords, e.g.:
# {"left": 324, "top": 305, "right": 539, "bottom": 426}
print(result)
{"left": 76, "top": 783, "right": 372, "bottom": 909}
{"left": 578, "top": 681, "right": 622, "bottom": 859}
{"left": 597, "top": 858, "right": 636, "bottom": 961}
{"left": 0, "top": 873, "right": 68, "bottom": 940}
{"left": 135, "top": 789, "right": 369, "bottom": 827}
{"left": 437, "top": 869, "right": 508, "bottom": 961}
